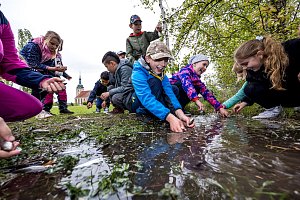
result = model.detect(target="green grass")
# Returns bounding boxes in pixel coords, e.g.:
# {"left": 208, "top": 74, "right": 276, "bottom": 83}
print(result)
{"left": 51, "top": 105, "right": 102, "bottom": 115}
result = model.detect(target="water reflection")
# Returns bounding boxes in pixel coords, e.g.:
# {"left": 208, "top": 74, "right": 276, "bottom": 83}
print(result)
{"left": 1, "top": 115, "right": 299, "bottom": 199}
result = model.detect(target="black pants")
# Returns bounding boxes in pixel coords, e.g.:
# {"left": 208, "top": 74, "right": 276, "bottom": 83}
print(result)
{"left": 130, "top": 77, "right": 179, "bottom": 115}
{"left": 244, "top": 82, "right": 300, "bottom": 108}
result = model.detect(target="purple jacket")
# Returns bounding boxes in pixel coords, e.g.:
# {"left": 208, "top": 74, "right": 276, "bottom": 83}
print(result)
{"left": 0, "top": 11, "right": 49, "bottom": 89}
{"left": 169, "top": 64, "right": 223, "bottom": 111}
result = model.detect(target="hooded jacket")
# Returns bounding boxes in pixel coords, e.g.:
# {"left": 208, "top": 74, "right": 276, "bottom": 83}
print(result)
{"left": 131, "top": 57, "right": 182, "bottom": 120}
{"left": 109, "top": 59, "right": 133, "bottom": 97}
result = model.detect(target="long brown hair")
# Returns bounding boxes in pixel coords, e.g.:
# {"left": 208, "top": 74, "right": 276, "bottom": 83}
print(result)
{"left": 234, "top": 36, "right": 289, "bottom": 90}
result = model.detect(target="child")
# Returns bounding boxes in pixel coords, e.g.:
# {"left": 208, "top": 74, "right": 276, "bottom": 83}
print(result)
{"left": 126, "top": 40, "right": 194, "bottom": 133}
{"left": 222, "top": 63, "right": 248, "bottom": 109}
{"left": 126, "top": 14, "right": 162, "bottom": 64}
{"left": 169, "top": 54, "right": 229, "bottom": 117}
{"left": 100, "top": 51, "right": 133, "bottom": 113}
{"left": 232, "top": 36, "right": 300, "bottom": 118}
{"left": 117, "top": 51, "right": 126, "bottom": 59}
{"left": 0, "top": 11, "right": 65, "bottom": 158}
{"left": 87, "top": 71, "right": 110, "bottom": 113}
{"left": 20, "top": 31, "right": 73, "bottom": 117}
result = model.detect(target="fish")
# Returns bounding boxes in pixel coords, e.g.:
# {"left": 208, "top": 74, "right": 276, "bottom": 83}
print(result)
{"left": 74, "top": 158, "right": 103, "bottom": 169}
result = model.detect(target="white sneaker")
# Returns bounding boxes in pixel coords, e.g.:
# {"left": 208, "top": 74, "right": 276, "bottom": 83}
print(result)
{"left": 103, "top": 107, "right": 109, "bottom": 113}
{"left": 252, "top": 106, "right": 282, "bottom": 119}
{"left": 294, "top": 107, "right": 300, "bottom": 112}
{"left": 35, "top": 110, "right": 53, "bottom": 119}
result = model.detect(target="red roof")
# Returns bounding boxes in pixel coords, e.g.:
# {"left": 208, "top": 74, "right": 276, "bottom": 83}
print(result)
{"left": 75, "top": 90, "right": 91, "bottom": 98}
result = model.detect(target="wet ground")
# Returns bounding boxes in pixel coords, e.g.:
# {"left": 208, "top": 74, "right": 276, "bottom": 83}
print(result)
{"left": 0, "top": 113, "right": 299, "bottom": 199}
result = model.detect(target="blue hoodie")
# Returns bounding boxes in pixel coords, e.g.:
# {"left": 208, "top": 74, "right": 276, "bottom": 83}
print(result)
{"left": 131, "top": 57, "right": 182, "bottom": 120}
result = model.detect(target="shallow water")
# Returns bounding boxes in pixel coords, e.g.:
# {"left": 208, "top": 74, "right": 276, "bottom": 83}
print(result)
{"left": 1, "top": 115, "right": 300, "bottom": 199}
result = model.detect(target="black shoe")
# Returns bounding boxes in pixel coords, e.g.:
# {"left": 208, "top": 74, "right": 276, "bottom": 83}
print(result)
{"left": 60, "top": 109, "right": 74, "bottom": 114}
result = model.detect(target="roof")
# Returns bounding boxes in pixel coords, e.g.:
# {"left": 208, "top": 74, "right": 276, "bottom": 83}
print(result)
{"left": 75, "top": 90, "right": 91, "bottom": 99}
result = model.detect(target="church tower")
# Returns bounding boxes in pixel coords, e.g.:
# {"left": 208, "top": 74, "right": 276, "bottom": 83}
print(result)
{"left": 76, "top": 74, "right": 84, "bottom": 96}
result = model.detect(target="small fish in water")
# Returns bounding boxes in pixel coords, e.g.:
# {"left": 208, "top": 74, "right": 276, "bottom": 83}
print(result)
{"left": 14, "top": 165, "right": 50, "bottom": 173}
{"left": 0, "top": 141, "right": 13, "bottom": 151}
{"left": 189, "top": 118, "right": 195, "bottom": 125}
{"left": 199, "top": 110, "right": 205, "bottom": 115}
{"left": 74, "top": 158, "right": 103, "bottom": 169}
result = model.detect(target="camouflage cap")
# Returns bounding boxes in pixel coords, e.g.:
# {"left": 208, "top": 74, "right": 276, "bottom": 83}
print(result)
{"left": 146, "top": 40, "right": 173, "bottom": 60}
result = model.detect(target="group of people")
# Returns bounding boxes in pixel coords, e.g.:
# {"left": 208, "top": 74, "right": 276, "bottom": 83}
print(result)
{"left": 0, "top": 11, "right": 299, "bottom": 159}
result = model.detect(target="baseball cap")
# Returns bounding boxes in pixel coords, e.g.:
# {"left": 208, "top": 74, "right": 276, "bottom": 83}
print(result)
{"left": 146, "top": 40, "right": 173, "bottom": 60}
{"left": 117, "top": 51, "right": 126, "bottom": 55}
{"left": 130, "top": 15, "right": 142, "bottom": 24}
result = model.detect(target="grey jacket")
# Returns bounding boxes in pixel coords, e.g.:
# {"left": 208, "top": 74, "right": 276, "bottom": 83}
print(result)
{"left": 109, "top": 59, "right": 133, "bottom": 97}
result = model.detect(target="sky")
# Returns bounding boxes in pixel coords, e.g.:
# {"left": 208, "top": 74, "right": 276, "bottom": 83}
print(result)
{"left": 1, "top": 0, "right": 182, "bottom": 103}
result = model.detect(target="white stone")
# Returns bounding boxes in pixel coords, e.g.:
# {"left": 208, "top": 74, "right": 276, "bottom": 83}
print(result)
{"left": 1, "top": 141, "right": 13, "bottom": 151}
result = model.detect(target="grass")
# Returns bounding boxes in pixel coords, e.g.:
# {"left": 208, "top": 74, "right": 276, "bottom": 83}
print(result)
{"left": 50, "top": 105, "right": 106, "bottom": 115}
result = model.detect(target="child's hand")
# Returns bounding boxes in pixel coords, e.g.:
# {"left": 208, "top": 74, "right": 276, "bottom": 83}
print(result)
{"left": 100, "top": 92, "right": 109, "bottom": 100}
{"left": 87, "top": 102, "right": 93, "bottom": 109}
{"left": 218, "top": 107, "right": 229, "bottom": 117}
{"left": 195, "top": 100, "right": 205, "bottom": 111}
{"left": 101, "top": 101, "right": 107, "bottom": 108}
{"left": 166, "top": 114, "right": 186, "bottom": 133}
{"left": 175, "top": 110, "right": 195, "bottom": 128}
{"left": 56, "top": 66, "right": 67, "bottom": 72}
{"left": 40, "top": 77, "right": 66, "bottom": 93}
{"left": 0, "top": 117, "right": 21, "bottom": 159}
{"left": 233, "top": 102, "right": 247, "bottom": 113}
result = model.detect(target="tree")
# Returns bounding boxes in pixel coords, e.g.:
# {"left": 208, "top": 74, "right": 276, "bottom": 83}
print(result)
{"left": 17, "top": 28, "right": 33, "bottom": 93}
{"left": 139, "top": 0, "right": 300, "bottom": 98}
{"left": 17, "top": 28, "right": 32, "bottom": 51}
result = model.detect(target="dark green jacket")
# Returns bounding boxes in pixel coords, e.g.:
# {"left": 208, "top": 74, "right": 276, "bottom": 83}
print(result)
{"left": 126, "top": 31, "right": 159, "bottom": 64}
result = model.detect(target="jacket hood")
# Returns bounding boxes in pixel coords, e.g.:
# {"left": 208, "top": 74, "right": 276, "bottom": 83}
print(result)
{"left": 137, "top": 56, "right": 151, "bottom": 71}
{"left": 115, "top": 59, "right": 132, "bottom": 73}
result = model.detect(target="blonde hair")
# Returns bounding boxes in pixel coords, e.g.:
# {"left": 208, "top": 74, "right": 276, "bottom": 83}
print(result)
{"left": 232, "top": 62, "right": 246, "bottom": 82}
{"left": 234, "top": 36, "right": 289, "bottom": 90}
{"left": 44, "top": 31, "right": 62, "bottom": 45}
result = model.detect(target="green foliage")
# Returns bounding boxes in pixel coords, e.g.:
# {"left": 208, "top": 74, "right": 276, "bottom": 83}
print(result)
{"left": 93, "top": 163, "right": 132, "bottom": 197}
{"left": 17, "top": 28, "right": 32, "bottom": 51}
{"left": 65, "top": 182, "right": 90, "bottom": 200}
{"left": 140, "top": 0, "right": 300, "bottom": 88}
{"left": 17, "top": 28, "right": 33, "bottom": 93}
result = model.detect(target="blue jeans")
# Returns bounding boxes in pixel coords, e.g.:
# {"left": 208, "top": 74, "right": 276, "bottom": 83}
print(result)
{"left": 131, "top": 77, "right": 179, "bottom": 116}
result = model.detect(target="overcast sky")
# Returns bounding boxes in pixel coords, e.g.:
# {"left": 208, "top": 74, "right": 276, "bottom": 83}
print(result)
{"left": 1, "top": 0, "right": 181, "bottom": 103}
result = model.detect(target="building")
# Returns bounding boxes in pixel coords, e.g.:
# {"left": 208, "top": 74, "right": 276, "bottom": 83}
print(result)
{"left": 74, "top": 74, "right": 91, "bottom": 105}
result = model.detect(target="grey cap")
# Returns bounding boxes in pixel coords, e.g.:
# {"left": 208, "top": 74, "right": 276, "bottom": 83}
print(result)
{"left": 188, "top": 54, "right": 209, "bottom": 65}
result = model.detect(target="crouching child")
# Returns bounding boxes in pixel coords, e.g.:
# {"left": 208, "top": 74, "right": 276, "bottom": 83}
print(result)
{"left": 124, "top": 40, "right": 195, "bottom": 132}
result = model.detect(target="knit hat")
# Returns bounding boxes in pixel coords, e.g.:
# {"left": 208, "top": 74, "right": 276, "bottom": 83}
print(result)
{"left": 130, "top": 15, "right": 142, "bottom": 24}
{"left": 188, "top": 54, "right": 209, "bottom": 65}
{"left": 146, "top": 40, "right": 173, "bottom": 60}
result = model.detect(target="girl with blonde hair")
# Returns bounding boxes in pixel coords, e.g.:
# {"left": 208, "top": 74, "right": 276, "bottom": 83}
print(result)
{"left": 20, "top": 31, "right": 73, "bottom": 118}
{"left": 233, "top": 36, "right": 300, "bottom": 118}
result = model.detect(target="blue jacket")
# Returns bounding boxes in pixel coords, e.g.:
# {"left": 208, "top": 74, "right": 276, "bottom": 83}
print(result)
{"left": 131, "top": 58, "right": 182, "bottom": 120}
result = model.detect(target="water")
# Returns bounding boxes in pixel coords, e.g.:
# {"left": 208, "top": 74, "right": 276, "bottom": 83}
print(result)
{"left": 1, "top": 115, "right": 299, "bottom": 199}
